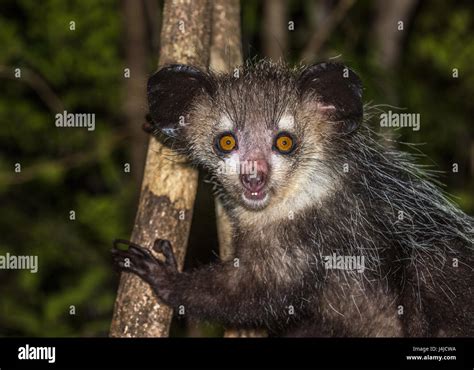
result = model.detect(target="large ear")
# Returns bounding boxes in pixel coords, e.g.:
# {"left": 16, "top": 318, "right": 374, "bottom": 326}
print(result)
{"left": 147, "top": 64, "right": 215, "bottom": 139}
{"left": 297, "top": 62, "right": 363, "bottom": 133}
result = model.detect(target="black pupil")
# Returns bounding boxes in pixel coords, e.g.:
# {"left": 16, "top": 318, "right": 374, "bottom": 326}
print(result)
{"left": 225, "top": 139, "right": 231, "bottom": 145}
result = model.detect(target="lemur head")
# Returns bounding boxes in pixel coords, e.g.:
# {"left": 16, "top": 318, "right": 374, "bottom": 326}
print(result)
{"left": 147, "top": 61, "right": 363, "bottom": 215}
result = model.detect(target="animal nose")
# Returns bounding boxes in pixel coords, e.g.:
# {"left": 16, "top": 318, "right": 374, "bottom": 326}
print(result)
{"left": 240, "top": 171, "right": 266, "bottom": 192}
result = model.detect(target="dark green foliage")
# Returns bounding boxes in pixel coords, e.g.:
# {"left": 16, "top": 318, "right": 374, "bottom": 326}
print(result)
{"left": 0, "top": 0, "right": 127, "bottom": 336}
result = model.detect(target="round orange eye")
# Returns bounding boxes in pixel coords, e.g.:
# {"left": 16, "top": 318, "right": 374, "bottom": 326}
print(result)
{"left": 275, "top": 134, "right": 295, "bottom": 154}
{"left": 217, "top": 134, "right": 237, "bottom": 153}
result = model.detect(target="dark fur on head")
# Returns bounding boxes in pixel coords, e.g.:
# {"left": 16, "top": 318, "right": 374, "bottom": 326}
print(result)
{"left": 122, "top": 60, "right": 474, "bottom": 336}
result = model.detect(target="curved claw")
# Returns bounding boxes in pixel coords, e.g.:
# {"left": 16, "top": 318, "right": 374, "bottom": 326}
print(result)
{"left": 153, "top": 239, "right": 178, "bottom": 270}
{"left": 113, "top": 238, "right": 145, "bottom": 251}
{"left": 113, "top": 239, "right": 161, "bottom": 261}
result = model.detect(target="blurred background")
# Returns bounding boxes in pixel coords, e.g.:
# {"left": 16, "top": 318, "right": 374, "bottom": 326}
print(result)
{"left": 0, "top": 0, "right": 473, "bottom": 337}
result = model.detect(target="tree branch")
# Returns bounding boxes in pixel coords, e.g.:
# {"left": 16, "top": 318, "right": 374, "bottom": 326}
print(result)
{"left": 301, "top": 0, "right": 356, "bottom": 62}
{"left": 109, "top": 0, "right": 212, "bottom": 337}
{"left": 0, "top": 65, "right": 64, "bottom": 113}
{"left": 122, "top": 0, "right": 150, "bottom": 186}
{"left": 0, "top": 134, "right": 126, "bottom": 187}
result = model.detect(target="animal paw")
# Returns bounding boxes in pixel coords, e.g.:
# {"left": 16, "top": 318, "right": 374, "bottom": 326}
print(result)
{"left": 111, "top": 238, "right": 177, "bottom": 301}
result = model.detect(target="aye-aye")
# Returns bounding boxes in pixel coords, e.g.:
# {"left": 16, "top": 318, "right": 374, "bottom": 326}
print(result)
{"left": 112, "top": 61, "right": 473, "bottom": 337}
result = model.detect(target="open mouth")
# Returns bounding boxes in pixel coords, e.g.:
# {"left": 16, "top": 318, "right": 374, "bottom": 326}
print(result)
{"left": 241, "top": 189, "right": 270, "bottom": 209}
{"left": 243, "top": 189, "right": 266, "bottom": 201}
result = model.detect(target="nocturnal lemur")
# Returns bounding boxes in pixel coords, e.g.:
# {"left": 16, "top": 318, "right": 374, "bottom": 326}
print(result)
{"left": 112, "top": 61, "right": 474, "bottom": 337}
